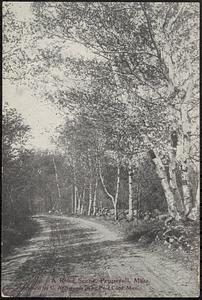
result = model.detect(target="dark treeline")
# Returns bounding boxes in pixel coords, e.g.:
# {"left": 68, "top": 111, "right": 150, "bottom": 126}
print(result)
{"left": 2, "top": 103, "right": 165, "bottom": 219}
{"left": 2, "top": 102, "right": 198, "bottom": 225}
{"left": 2, "top": 103, "right": 167, "bottom": 221}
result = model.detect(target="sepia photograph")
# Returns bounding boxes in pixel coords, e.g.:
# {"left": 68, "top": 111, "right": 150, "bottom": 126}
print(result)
{"left": 2, "top": 1, "right": 200, "bottom": 297}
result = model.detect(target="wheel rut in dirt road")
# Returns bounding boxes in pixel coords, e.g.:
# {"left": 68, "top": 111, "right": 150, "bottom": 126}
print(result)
{"left": 1, "top": 214, "right": 199, "bottom": 297}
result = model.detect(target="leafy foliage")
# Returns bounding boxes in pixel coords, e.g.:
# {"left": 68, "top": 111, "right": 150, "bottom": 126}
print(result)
{"left": 2, "top": 3, "right": 199, "bottom": 226}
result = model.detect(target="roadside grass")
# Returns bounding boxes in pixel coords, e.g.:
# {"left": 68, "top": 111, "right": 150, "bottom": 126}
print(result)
{"left": 124, "top": 219, "right": 163, "bottom": 244}
{"left": 78, "top": 213, "right": 199, "bottom": 272}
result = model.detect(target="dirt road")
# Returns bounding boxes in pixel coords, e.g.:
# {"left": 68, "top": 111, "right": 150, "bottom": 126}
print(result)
{"left": 1, "top": 215, "right": 199, "bottom": 297}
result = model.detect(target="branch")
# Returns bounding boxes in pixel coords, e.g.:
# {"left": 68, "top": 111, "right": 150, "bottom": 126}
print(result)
{"left": 167, "top": 4, "right": 185, "bottom": 32}
{"left": 99, "top": 163, "right": 115, "bottom": 205}
{"left": 182, "top": 77, "right": 195, "bottom": 106}
{"left": 114, "top": 165, "right": 120, "bottom": 205}
{"left": 162, "top": 5, "right": 172, "bottom": 30}
{"left": 100, "top": 51, "right": 158, "bottom": 58}
{"left": 140, "top": 2, "right": 170, "bottom": 83}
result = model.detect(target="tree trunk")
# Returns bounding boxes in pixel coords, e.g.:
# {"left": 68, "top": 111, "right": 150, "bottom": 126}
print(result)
{"left": 188, "top": 179, "right": 200, "bottom": 220}
{"left": 169, "top": 133, "right": 185, "bottom": 214}
{"left": 81, "top": 204, "right": 84, "bottom": 215}
{"left": 74, "top": 185, "right": 78, "bottom": 214}
{"left": 88, "top": 181, "right": 93, "bottom": 216}
{"left": 52, "top": 156, "right": 62, "bottom": 211}
{"left": 77, "top": 192, "right": 81, "bottom": 215}
{"left": 99, "top": 163, "right": 120, "bottom": 220}
{"left": 99, "top": 164, "right": 115, "bottom": 204}
{"left": 114, "top": 202, "right": 117, "bottom": 221}
{"left": 180, "top": 80, "right": 194, "bottom": 216}
{"left": 114, "top": 165, "right": 120, "bottom": 221}
{"left": 128, "top": 162, "right": 133, "bottom": 221}
{"left": 73, "top": 163, "right": 77, "bottom": 214}
{"left": 71, "top": 187, "right": 74, "bottom": 214}
{"left": 100, "top": 198, "right": 103, "bottom": 212}
{"left": 196, "top": 179, "right": 200, "bottom": 208}
{"left": 180, "top": 107, "right": 192, "bottom": 216}
{"left": 181, "top": 161, "right": 193, "bottom": 216}
{"left": 87, "top": 155, "right": 93, "bottom": 216}
{"left": 149, "top": 149, "right": 180, "bottom": 219}
{"left": 137, "top": 183, "right": 141, "bottom": 226}
{"left": 93, "top": 176, "right": 98, "bottom": 216}
{"left": 80, "top": 184, "right": 85, "bottom": 215}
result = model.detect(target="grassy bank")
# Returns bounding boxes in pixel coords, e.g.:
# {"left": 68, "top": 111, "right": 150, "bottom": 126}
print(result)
{"left": 2, "top": 216, "right": 41, "bottom": 258}
{"left": 80, "top": 214, "right": 199, "bottom": 272}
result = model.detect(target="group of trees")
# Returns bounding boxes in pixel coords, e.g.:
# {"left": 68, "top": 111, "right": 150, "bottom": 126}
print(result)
{"left": 2, "top": 104, "right": 74, "bottom": 224}
{"left": 2, "top": 104, "right": 32, "bottom": 226}
{"left": 55, "top": 106, "right": 167, "bottom": 220}
{"left": 3, "top": 3, "right": 199, "bottom": 222}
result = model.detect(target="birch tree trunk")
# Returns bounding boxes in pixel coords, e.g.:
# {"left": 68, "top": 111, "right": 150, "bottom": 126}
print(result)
{"left": 128, "top": 162, "right": 133, "bottom": 221}
{"left": 73, "top": 163, "right": 77, "bottom": 214}
{"left": 93, "top": 176, "right": 98, "bottom": 216}
{"left": 187, "top": 173, "right": 200, "bottom": 221}
{"left": 52, "top": 156, "right": 62, "bottom": 211}
{"left": 188, "top": 179, "right": 200, "bottom": 220}
{"left": 149, "top": 149, "right": 180, "bottom": 219}
{"left": 137, "top": 183, "right": 141, "bottom": 226}
{"left": 169, "top": 133, "right": 185, "bottom": 214}
{"left": 114, "top": 165, "right": 120, "bottom": 221}
{"left": 195, "top": 179, "right": 200, "bottom": 208}
{"left": 74, "top": 186, "right": 78, "bottom": 214}
{"left": 99, "top": 166, "right": 114, "bottom": 213}
{"left": 180, "top": 142, "right": 192, "bottom": 217}
{"left": 180, "top": 80, "right": 194, "bottom": 216}
{"left": 81, "top": 204, "right": 84, "bottom": 215}
{"left": 87, "top": 156, "right": 93, "bottom": 216}
{"left": 99, "top": 163, "right": 120, "bottom": 221}
{"left": 88, "top": 181, "right": 93, "bottom": 216}
{"left": 161, "top": 33, "right": 195, "bottom": 218}
{"left": 80, "top": 184, "right": 85, "bottom": 215}
{"left": 139, "top": 7, "right": 197, "bottom": 219}
{"left": 71, "top": 187, "right": 74, "bottom": 214}
{"left": 77, "top": 192, "right": 81, "bottom": 215}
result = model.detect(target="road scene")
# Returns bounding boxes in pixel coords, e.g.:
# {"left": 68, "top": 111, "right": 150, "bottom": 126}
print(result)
{"left": 2, "top": 2, "right": 199, "bottom": 298}
{"left": 2, "top": 215, "right": 199, "bottom": 297}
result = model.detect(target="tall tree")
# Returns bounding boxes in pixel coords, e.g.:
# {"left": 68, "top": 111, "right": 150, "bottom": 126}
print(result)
{"left": 5, "top": 2, "right": 199, "bottom": 220}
